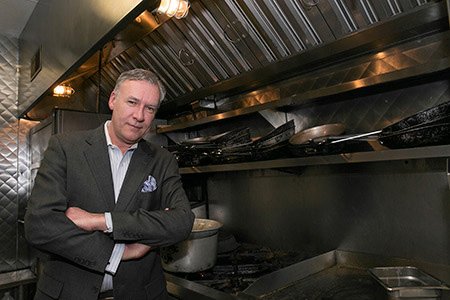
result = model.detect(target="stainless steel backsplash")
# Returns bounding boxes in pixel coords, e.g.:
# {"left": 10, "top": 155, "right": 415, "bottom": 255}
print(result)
{"left": 206, "top": 75, "right": 450, "bottom": 266}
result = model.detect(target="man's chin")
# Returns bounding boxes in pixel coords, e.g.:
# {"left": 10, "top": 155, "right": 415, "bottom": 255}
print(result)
{"left": 124, "top": 134, "right": 143, "bottom": 144}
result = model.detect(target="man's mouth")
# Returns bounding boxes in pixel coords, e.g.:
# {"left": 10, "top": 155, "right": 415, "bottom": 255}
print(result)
{"left": 128, "top": 123, "right": 143, "bottom": 130}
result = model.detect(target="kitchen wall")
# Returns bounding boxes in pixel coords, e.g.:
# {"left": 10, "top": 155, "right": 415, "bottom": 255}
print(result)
{"left": 207, "top": 74, "right": 450, "bottom": 267}
{"left": 0, "top": 34, "right": 34, "bottom": 274}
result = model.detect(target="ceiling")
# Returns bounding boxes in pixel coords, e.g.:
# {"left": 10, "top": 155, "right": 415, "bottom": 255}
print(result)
{"left": 0, "top": 0, "right": 38, "bottom": 38}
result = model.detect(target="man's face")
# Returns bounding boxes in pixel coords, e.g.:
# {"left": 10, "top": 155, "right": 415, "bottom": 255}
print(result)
{"left": 108, "top": 79, "right": 160, "bottom": 149}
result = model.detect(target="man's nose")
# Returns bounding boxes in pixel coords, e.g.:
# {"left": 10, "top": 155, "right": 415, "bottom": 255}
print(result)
{"left": 133, "top": 107, "right": 145, "bottom": 121}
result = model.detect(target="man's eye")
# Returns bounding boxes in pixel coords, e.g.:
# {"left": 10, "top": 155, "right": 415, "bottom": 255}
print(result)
{"left": 128, "top": 100, "right": 137, "bottom": 105}
{"left": 146, "top": 106, "right": 156, "bottom": 113}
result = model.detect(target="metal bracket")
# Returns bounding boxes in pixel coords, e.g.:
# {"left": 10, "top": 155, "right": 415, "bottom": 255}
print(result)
{"left": 301, "top": 0, "right": 319, "bottom": 10}
{"left": 178, "top": 48, "right": 195, "bottom": 66}
{"left": 446, "top": 158, "right": 450, "bottom": 190}
{"left": 447, "top": 0, "right": 450, "bottom": 28}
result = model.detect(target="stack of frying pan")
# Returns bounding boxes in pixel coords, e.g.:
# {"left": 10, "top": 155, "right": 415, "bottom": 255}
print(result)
{"left": 378, "top": 100, "right": 450, "bottom": 148}
{"left": 170, "top": 128, "right": 252, "bottom": 166}
{"left": 289, "top": 100, "right": 450, "bottom": 157}
{"left": 252, "top": 120, "right": 295, "bottom": 161}
{"left": 171, "top": 121, "right": 296, "bottom": 165}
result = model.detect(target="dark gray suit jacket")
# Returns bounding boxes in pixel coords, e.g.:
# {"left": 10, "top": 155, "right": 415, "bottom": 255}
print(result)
{"left": 25, "top": 125, "right": 194, "bottom": 300}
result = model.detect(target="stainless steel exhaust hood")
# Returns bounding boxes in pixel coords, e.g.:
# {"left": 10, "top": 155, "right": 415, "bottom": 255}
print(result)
{"left": 19, "top": 0, "right": 450, "bottom": 121}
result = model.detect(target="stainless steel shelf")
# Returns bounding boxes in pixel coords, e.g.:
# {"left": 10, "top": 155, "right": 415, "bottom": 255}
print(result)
{"left": 179, "top": 144, "right": 450, "bottom": 174}
{"left": 157, "top": 100, "right": 278, "bottom": 133}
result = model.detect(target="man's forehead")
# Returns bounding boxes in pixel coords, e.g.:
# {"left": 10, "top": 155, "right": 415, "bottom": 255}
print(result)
{"left": 118, "top": 80, "right": 158, "bottom": 93}
{"left": 121, "top": 79, "right": 152, "bottom": 88}
{"left": 117, "top": 80, "right": 160, "bottom": 104}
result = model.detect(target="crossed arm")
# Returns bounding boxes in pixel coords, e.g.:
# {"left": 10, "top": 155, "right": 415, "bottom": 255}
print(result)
{"left": 25, "top": 134, "right": 194, "bottom": 271}
{"left": 65, "top": 207, "right": 151, "bottom": 261}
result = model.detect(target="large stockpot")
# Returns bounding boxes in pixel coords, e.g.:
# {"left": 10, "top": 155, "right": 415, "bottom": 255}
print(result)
{"left": 161, "top": 218, "right": 223, "bottom": 273}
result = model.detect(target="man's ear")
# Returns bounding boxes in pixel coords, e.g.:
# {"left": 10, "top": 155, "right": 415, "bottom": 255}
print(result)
{"left": 108, "top": 92, "right": 116, "bottom": 110}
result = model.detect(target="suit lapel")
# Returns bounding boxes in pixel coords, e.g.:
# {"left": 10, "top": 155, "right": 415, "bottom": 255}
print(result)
{"left": 83, "top": 127, "right": 116, "bottom": 211}
{"left": 114, "top": 140, "right": 153, "bottom": 211}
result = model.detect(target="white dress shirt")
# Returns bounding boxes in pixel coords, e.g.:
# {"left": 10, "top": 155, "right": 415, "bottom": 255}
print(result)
{"left": 101, "top": 121, "right": 138, "bottom": 292}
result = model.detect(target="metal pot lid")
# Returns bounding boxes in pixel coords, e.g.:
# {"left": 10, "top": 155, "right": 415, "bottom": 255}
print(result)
{"left": 190, "top": 218, "right": 223, "bottom": 239}
{"left": 192, "top": 218, "right": 223, "bottom": 232}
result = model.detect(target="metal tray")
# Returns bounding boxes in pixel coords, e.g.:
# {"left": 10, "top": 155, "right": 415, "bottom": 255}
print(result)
{"left": 369, "top": 266, "right": 450, "bottom": 298}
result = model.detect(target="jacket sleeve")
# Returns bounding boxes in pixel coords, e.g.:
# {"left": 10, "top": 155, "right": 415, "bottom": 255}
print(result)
{"left": 110, "top": 151, "right": 195, "bottom": 247}
{"left": 24, "top": 134, "right": 114, "bottom": 273}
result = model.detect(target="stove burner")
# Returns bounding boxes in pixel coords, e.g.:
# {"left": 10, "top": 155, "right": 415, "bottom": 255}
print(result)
{"left": 169, "top": 243, "right": 307, "bottom": 295}
{"left": 213, "top": 263, "right": 271, "bottom": 275}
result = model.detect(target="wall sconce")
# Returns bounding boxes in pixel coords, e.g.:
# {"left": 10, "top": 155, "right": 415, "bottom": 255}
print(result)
{"left": 53, "top": 84, "right": 75, "bottom": 97}
{"left": 157, "top": 0, "right": 190, "bottom": 19}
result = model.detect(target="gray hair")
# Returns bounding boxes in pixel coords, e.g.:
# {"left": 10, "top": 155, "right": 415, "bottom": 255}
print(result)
{"left": 113, "top": 68, "right": 166, "bottom": 104}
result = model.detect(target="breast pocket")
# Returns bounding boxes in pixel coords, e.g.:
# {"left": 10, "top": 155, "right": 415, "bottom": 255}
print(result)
{"left": 135, "top": 191, "right": 161, "bottom": 211}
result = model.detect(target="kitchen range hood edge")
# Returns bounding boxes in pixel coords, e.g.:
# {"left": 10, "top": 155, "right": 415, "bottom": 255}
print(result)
{"left": 18, "top": 0, "right": 160, "bottom": 118}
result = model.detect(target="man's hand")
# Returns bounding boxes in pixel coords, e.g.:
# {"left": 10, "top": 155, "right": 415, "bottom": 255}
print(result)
{"left": 122, "top": 243, "right": 152, "bottom": 261}
{"left": 65, "top": 207, "right": 107, "bottom": 232}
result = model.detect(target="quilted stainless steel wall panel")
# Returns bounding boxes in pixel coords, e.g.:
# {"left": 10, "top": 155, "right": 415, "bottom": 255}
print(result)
{"left": 17, "top": 119, "right": 37, "bottom": 270}
{"left": 0, "top": 34, "right": 31, "bottom": 273}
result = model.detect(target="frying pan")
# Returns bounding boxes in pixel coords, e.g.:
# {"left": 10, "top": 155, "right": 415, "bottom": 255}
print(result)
{"left": 288, "top": 123, "right": 347, "bottom": 156}
{"left": 382, "top": 100, "right": 450, "bottom": 134}
{"left": 379, "top": 122, "right": 450, "bottom": 149}
{"left": 181, "top": 131, "right": 230, "bottom": 145}
{"left": 289, "top": 101, "right": 450, "bottom": 155}
{"left": 254, "top": 120, "right": 295, "bottom": 148}
{"left": 289, "top": 123, "right": 346, "bottom": 145}
{"left": 330, "top": 101, "right": 450, "bottom": 148}
{"left": 181, "top": 127, "right": 251, "bottom": 145}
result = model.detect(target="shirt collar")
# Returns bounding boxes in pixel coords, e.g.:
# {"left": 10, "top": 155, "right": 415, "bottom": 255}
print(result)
{"left": 104, "top": 121, "right": 138, "bottom": 150}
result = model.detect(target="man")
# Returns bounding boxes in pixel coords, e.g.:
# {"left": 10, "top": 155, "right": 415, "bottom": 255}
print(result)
{"left": 25, "top": 69, "right": 195, "bottom": 300}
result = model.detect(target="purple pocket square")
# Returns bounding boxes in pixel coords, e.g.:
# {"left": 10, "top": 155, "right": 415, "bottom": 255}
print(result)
{"left": 141, "top": 175, "right": 157, "bottom": 193}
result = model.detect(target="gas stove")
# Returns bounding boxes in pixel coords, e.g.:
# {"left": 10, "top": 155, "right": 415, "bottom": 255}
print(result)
{"left": 165, "top": 248, "right": 450, "bottom": 300}
{"left": 166, "top": 243, "right": 307, "bottom": 296}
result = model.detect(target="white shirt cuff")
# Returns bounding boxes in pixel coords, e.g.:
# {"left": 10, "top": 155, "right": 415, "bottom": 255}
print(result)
{"left": 104, "top": 212, "right": 113, "bottom": 233}
{"left": 105, "top": 243, "right": 125, "bottom": 275}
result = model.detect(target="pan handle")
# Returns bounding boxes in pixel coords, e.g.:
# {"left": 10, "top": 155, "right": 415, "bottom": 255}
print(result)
{"left": 330, "top": 130, "right": 382, "bottom": 144}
